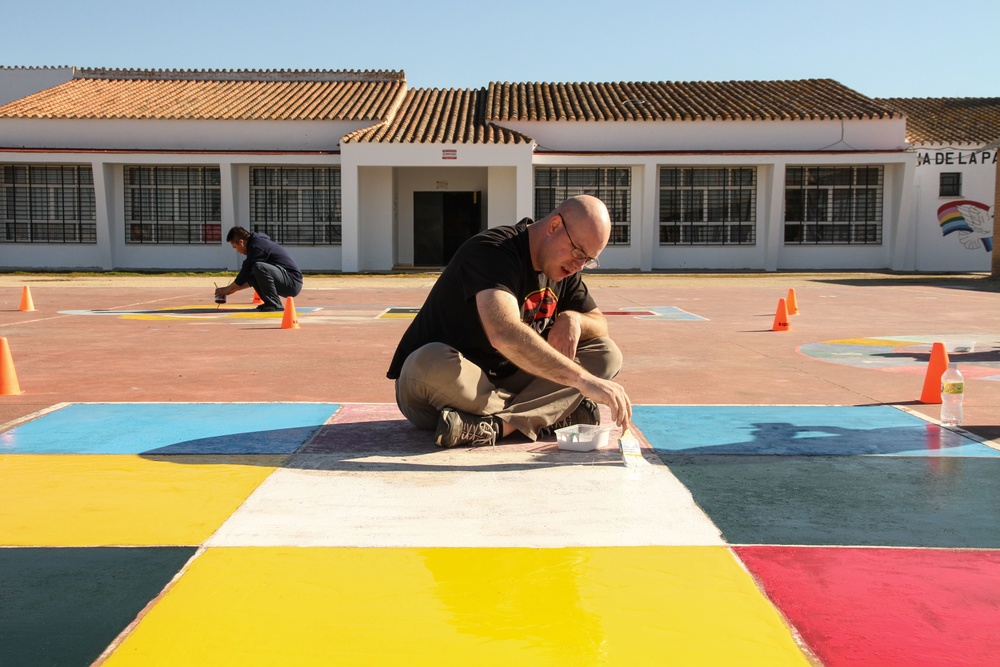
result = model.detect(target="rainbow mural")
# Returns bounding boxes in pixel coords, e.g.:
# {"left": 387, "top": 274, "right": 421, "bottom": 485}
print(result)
{"left": 937, "top": 200, "right": 993, "bottom": 252}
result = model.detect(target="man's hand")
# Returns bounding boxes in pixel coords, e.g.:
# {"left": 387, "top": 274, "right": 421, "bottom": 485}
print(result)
{"left": 547, "top": 311, "right": 582, "bottom": 359}
{"left": 580, "top": 375, "right": 632, "bottom": 431}
{"left": 547, "top": 309, "right": 609, "bottom": 360}
{"left": 476, "top": 290, "right": 632, "bottom": 430}
{"left": 215, "top": 282, "right": 243, "bottom": 298}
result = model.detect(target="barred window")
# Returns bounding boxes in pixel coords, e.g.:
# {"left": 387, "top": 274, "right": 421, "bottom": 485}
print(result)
{"left": 658, "top": 167, "right": 757, "bottom": 245}
{"left": 124, "top": 166, "right": 221, "bottom": 244}
{"left": 1, "top": 164, "right": 97, "bottom": 243}
{"left": 939, "top": 172, "right": 962, "bottom": 197}
{"left": 784, "top": 166, "right": 883, "bottom": 245}
{"left": 250, "top": 167, "right": 341, "bottom": 245}
{"left": 534, "top": 168, "right": 631, "bottom": 244}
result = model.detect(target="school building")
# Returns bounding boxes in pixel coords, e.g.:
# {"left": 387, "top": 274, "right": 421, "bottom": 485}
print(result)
{"left": 0, "top": 66, "right": 997, "bottom": 273}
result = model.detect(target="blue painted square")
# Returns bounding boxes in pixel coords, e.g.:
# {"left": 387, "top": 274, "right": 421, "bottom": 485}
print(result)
{"left": 633, "top": 405, "right": 1000, "bottom": 456}
{"left": 632, "top": 306, "right": 707, "bottom": 321}
{"left": 0, "top": 403, "right": 339, "bottom": 454}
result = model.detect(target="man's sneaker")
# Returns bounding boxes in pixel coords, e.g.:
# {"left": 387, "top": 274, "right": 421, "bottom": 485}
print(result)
{"left": 537, "top": 398, "right": 600, "bottom": 437}
{"left": 434, "top": 408, "right": 499, "bottom": 448}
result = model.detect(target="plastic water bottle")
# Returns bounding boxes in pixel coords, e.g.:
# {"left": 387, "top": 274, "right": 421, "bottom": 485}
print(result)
{"left": 940, "top": 363, "right": 964, "bottom": 427}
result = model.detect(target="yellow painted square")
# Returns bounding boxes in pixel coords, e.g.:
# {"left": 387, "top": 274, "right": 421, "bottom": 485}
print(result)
{"left": 0, "top": 455, "right": 284, "bottom": 546}
{"left": 103, "top": 546, "right": 812, "bottom": 666}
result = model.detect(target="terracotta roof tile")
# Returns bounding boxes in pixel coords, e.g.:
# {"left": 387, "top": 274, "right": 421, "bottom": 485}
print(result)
{"left": 0, "top": 69, "right": 406, "bottom": 121}
{"left": 875, "top": 97, "right": 1000, "bottom": 145}
{"left": 487, "top": 79, "right": 899, "bottom": 122}
{"left": 343, "top": 88, "right": 532, "bottom": 144}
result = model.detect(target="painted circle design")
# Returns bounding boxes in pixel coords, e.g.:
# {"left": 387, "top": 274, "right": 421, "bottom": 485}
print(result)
{"left": 799, "top": 335, "right": 1000, "bottom": 380}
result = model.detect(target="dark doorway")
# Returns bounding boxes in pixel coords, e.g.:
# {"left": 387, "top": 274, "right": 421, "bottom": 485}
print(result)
{"left": 413, "top": 191, "right": 483, "bottom": 266}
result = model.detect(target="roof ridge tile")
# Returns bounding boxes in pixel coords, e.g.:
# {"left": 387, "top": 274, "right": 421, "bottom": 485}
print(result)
{"left": 75, "top": 68, "right": 405, "bottom": 83}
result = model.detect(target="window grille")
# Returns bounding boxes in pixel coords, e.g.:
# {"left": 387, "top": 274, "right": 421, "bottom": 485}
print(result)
{"left": 783, "top": 166, "right": 884, "bottom": 245}
{"left": 939, "top": 172, "right": 962, "bottom": 197}
{"left": 124, "top": 166, "right": 221, "bottom": 244}
{"left": 249, "top": 167, "right": 341, "bottom": 245}
{"left": 534, "top": 168, "right": 631, "bottom": 244}
{"left": 1, "top": 164, "right": 97, "bottom": 243}
{"left": 658, "top": 167, "right": 757, "bottom": 245}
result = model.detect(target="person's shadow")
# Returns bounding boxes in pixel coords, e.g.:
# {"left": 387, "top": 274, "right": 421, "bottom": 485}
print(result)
{"left": 664, "top": 420, "right": 973, "bottom": 456}
{"left": 142, "top": 416, "right": 628, "bottom": 472}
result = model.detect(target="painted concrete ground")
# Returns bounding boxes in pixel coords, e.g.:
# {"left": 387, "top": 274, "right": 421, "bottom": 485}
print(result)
{"left": 4, "top": 275, "right": 1000, "bottom": 666}
{"left": 2, "top": 401, "right": 999, "bottom": 666}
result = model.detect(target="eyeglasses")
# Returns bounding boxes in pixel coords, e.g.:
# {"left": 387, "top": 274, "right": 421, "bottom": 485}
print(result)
{"left": 559, "top": 215, "right": 600, "bottom": 269}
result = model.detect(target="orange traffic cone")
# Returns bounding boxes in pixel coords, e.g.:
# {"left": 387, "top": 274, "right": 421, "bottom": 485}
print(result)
{"left": 771, "top": 298, "right": 791, "bottom": 332}
{"left": 19, "top": 286, "right": 35, "bottom": 312}
{"left": 786, "top": 288, "right": 799, "bottom": 315}
{"left": 920, "top": 342, "right": 950, "bottom": 404}
{"left": 252, "top": 290, "right": 263, "bottom": 305}
{"left": 0, "top": 337, "right": 22, "bottom": 395}
{"left": 280, "top": 297, "right": 299, "bottom": 329}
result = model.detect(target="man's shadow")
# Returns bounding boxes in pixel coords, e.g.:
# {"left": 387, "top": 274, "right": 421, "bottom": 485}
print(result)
{"left": 140, "top": 418, "right": 627, "bottom": 472}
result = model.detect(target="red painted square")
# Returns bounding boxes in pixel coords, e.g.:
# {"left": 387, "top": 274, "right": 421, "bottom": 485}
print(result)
{"left": 734, "top": 546, "right": 1000, "bottom": 667}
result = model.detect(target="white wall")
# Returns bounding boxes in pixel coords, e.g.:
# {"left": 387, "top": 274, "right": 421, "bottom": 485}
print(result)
{"left": 487, "top": 166, "right": 518, "bottom": 232}
{"left": 910, "top": 144, "right": 997, "bottom": 271}
{"left": 1, "top": 121, "right": 926, "bottom": 273}
{"left": 498, "top": 118, "right": 907, "bottom": 153}
{"left": 0, "top": 118, "right": 371, "bottom": 151}
{"left": 358, "top": 166, "right": 394, "bottom": 271}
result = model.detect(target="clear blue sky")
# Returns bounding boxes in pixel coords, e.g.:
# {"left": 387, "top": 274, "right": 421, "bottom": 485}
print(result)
{"left": 2, "top": 0, "right": 997, "bottom": 98}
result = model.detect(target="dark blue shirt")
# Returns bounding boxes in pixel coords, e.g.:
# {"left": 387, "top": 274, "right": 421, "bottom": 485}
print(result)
{"left": 234, "top": 232, "right": 302, "bottom": 286}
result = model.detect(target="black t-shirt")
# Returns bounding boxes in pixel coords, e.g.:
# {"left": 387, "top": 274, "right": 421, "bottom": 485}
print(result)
{"left": 386, "top": 219, "right": 597, "bottom": 380}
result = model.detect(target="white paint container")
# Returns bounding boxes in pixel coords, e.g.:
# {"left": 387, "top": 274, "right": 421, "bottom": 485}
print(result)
{"left": 556, "top": 424, "right": 612, "bottom": 452}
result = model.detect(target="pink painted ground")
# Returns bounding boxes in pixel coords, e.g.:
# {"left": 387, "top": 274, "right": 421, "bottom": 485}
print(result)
{"left": 734, "top": 546, "right": 1000, "bottom": 666}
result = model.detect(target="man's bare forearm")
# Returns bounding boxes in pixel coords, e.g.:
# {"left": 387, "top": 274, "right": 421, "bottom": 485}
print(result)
{"left": 561, "top": 308, "right": 608, "bottom": 339}
{"left": 478, "top": 291, "right": 590, "bottom": 389}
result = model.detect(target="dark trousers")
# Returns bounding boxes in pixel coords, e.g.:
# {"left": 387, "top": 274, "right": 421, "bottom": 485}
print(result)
{"left": 248, "top": 262, "right": 302, "bottom": 309}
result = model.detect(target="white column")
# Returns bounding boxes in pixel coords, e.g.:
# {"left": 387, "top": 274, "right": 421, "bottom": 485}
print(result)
{"left": 340, "top": 154, "right": 360, "bottom": 272}
{"left": 92, "top": 160, "right": 114, "bottom": 270}
{"left": 640, "top": 162, "right": 655, "bottom": 271}
{"left": 889, "top": 158, "right": 917, "bottom": 271}
{"left": 516, "top": 148, "right": 536, "bottom": 221}
{"left": 763, "top": 162, "right": 785, "bottom": 271}
{"left": 219, "top": 161, "right": 237, "bottom": 232}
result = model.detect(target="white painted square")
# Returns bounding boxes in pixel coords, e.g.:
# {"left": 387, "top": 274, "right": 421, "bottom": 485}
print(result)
{"left": 208, "top": 449, "right": 723, "bottom": 547}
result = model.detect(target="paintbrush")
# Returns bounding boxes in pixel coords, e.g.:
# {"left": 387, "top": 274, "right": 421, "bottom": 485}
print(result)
{"left": 618, "top": 428, "right": 649, "bottom": 468}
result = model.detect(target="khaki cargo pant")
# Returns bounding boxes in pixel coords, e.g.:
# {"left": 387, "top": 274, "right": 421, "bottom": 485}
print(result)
{"left": 394, "top": 337, "right": 622, "bottom": 440}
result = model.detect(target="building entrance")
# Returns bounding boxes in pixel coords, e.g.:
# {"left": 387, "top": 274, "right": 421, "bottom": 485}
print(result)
{"left": 413, "top": 191, "right": 482, "bottom": 266}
